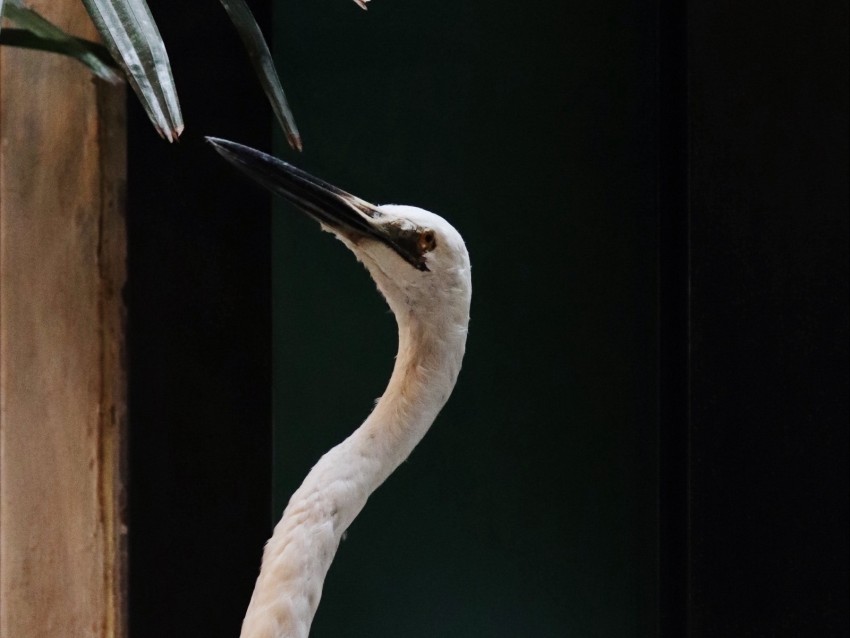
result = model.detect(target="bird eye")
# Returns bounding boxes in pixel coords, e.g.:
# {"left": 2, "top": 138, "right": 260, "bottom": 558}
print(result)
{"left": 418, "top": 230, "right": 437, "bottom": 253}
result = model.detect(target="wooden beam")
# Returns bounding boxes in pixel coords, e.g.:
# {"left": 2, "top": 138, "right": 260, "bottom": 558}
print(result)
{"left": 0, "top": 1, "right": 126, "bottom": 636}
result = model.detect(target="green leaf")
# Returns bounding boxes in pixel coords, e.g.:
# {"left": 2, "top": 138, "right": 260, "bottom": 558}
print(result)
{"left": 1, "top": 1, "right": 122, "bottom": 83}
{"left": 0, "top": 27, "right": 119, "bottom": 80}
{"left": 81, "top": 0, "right": 183, "bottom": 141}
{"left": 219, "top": 0, "right": 302, "bottom": 151}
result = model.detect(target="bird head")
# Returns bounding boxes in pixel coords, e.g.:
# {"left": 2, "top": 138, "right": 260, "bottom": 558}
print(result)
{"left": 206, "top": 138, "right": 471, "bottom": 326}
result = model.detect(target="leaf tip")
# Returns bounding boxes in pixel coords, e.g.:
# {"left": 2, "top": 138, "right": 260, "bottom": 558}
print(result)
{"left": 287, "top": 132, "right": 303, "bottom": 153}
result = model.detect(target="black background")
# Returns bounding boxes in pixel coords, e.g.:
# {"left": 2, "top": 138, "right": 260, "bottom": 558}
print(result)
{"left": 686, "top": 2, "right": 848, "bottom": 635}
{"left": 271, "top": 1, "right": 659, "bottom": 636}
{"left": 126, "top": 1, "right": 848, "bottom": 636}
{"left": 126, "top": 4, "right": 273, "bottom": 635}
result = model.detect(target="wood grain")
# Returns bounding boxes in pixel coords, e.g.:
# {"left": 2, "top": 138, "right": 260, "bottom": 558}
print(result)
{"left": 0, "top": 1, "right": 126, "bottom": 636}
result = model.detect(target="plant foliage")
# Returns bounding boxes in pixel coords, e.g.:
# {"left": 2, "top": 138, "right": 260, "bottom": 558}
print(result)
{"left": 1, "top": 0, "right": 311, "bottom": 148}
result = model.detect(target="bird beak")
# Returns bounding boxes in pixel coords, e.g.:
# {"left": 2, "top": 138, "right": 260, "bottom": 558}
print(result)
{"left": 205, "top": 137, "right": 428, "bottom": 271}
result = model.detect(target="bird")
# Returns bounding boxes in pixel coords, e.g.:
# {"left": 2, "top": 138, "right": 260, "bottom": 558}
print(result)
{"left": 206, "top": 137, "right": 472, "bottom": 638}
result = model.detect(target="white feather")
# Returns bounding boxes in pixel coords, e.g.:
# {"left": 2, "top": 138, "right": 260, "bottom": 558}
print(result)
{"left": 240, "top": 205, "right": 472, "bottom": 638}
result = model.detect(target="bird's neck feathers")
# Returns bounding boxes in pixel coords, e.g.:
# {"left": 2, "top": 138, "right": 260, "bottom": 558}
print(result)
{"left": 304, "top": 293, "right": 466, "bottom": 489}
{"left": 357, "top": 302, "right": 469, "bottom": 484}
{"left": 240, "top": 261, "right": 470, "bottom": 638}
{"left": 321, "top": 247, "right": 472, "bottom": 509}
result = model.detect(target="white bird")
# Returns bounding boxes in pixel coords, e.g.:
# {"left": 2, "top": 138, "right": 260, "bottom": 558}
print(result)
{"left": 207, "top": 138, "right": 472, "bottom": 638}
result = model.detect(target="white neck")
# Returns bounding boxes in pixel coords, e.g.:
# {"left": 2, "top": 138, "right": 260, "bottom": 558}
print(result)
{"left": 240, "top": 306, "right": 468, "bottom": 638}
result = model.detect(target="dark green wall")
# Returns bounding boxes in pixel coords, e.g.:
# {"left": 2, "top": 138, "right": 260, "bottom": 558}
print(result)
{"left": 272, "top": 2, "right": 659, "bottom": 635}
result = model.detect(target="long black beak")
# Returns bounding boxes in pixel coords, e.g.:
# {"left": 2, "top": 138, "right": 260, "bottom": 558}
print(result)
{"left": 206, "top": 137, "right": 427, "bottom": 271}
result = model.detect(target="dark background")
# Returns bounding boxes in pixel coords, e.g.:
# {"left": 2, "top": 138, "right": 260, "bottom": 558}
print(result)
{"left": 126, "top": 1, "right": 848, "bottom": 637}
{"left": 126, "top": 3, "right": 273, "bottom": 635}
{"left": 686, "top": 2, "right": 848, "bottom": 635}
{"left": 271, "top": 2, "right": 659, "bottom": 637}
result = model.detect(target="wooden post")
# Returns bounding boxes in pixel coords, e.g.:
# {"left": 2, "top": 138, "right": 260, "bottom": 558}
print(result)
{"left": 0, "top": 1, "right": 126, "bottom": 636}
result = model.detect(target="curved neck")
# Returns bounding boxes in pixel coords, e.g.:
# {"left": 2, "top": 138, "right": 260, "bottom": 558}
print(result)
{"left": 355, "top": 310, "right": 467, "bottom": 489}
{"left": 240, "top": 308, "right": 468, "bottom": 638}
